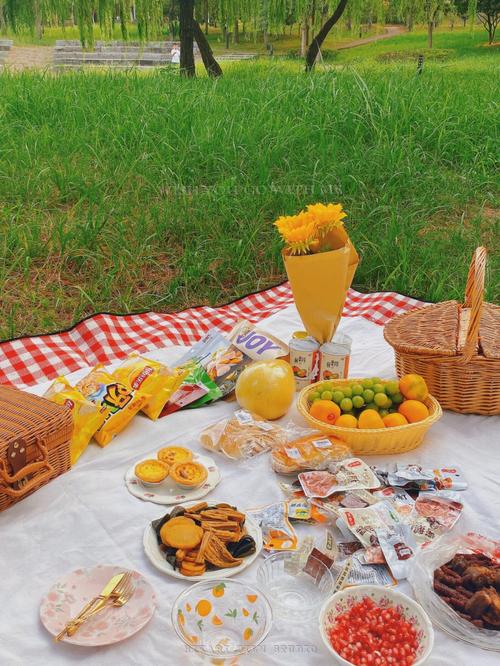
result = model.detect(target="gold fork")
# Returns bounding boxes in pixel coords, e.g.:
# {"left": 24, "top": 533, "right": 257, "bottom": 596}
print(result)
{"left": 60, "top": 572, "right": 134, "bottom": 640}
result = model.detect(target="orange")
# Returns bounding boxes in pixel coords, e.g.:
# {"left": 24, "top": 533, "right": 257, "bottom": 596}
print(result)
{"left": 212, "top": 583, "right": 226, "bottom": 598}
{"left": 195, "top": 599, "right": 212, "bottom": 617}
{"left": 246, "top": 594, "right": 258, "bottom": 603}
{"left": 212, "top": 615, "right": 223, "bottom": 626}
{"left": 399, "top": 374, "right": 429, "bottom": 401}
{"left": 358, "top": 409, "right": 385, "bottom": 429}
{"left": 309, "top": 399, "right": 341, "bottom": 424}
{"left": 382, "top": 413, "right": 409, "bottom": 428}
{"left": 335, "top": 414, "right": 358, "bottom": 428}
{"left": 243, "top": 627, "right": 254, "bottom": 641}
{"left": 177, "top": 609, "right": 185, "bottom": 626}
{"left": 242, "top": 608, "right": 249, "bottom": 617}
{"left": 399, "top": 400, "right": 429, "bottom": 423}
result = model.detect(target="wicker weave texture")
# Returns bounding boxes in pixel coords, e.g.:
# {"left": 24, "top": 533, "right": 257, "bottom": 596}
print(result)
{"left": 384, "top": 247, "right": 499, "bottom": 415}
{"left": 0, "top": 386, "right": 72, "bottom": 511}
{"left": 297, "top": 379, "right": 442, "bottom": 455}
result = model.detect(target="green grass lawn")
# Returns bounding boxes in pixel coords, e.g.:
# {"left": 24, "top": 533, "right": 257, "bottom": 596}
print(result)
{"left": 0, "top": 29, "right": 498, "bottom": 339}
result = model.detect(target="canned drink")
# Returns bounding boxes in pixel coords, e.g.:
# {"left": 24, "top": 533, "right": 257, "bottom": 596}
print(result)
{"left": 288, "top": 336, "right": 320, "bottom": 390}
{"left": 318, "top": 333, "right": 352, "bottom": 381}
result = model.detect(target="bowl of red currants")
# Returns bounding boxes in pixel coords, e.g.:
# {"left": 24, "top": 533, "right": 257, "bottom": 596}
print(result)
{"left": 319, "top": 585, "right": 434, "bottom": 665}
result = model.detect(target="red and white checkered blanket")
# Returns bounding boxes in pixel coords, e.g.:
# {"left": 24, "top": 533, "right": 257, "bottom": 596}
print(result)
{"left": 0, "top": 284, "right": 423, "bottom": 387}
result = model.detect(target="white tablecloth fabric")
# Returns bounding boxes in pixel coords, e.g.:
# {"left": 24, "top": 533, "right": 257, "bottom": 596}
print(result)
{"left": 1, "top": 304, "right": 499, "bottom": 666}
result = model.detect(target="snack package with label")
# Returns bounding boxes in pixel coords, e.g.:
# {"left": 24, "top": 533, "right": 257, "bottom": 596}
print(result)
{"left": 175, "top": 330, "right": 253, "bottom": 399}
{"left": 338, "top": 501, "right": 401, "bottom": 549}
{"left": 298, "top": 458, "right": 380, "bottom": 499}
{"left": 44, "top": 377, "right": 105, "bottom": 464}
{"left": 387, "top": 464, "right": 467, "bottom": 491}
{"left": 376, "top": 524, "right": 418, "bottom": 580}
{"left": 373, "top": 486, "right": 415, "bottom": 520}
{"left": 114, "top": 354, "right": 187, "bottom": 420}
{"left": 247, "top": 502, "right": 298, "bottom": 551}
{"left": 271, "top": 432, "right": 351, "bottom": 475}
{"left": 76, "top": 365, "right": 149, "bottom": 447}
{"left": 228, "top": 320, "right": 288, "bottom": 360}
{"left": 200, "top": 409, "right": 287, "bottom": 460}
{"left": 409, "top": 491, "right": 463, "bottom": 546}
{"left": 312, "top": 489, "right": 378, "bottom": 516}
{"left": 324, "top": 543, "right": 397, "bottom": 587}
{"left": 162, "top": 360, "right": 221, "bottom": 415}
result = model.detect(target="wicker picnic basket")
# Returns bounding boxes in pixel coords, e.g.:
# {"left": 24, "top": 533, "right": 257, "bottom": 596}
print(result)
{"left": 297, "top": 379, "right": 442, "bottom": 455}
{"left": 384, "top": 247, "right": 500, "bottom": 415}
{"left": 0, "top": 386, "right": 73, "bottom": 512}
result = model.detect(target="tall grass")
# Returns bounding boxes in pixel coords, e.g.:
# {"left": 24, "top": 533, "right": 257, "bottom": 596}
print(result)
{"left": 0, "top": 56, "right": 498, "bottom": 339}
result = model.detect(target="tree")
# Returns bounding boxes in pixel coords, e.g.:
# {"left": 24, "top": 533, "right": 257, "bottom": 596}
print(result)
{"left": 424, "top": 0, "right": 444, "bottom": 48}
{"left": 477, "top": 0, "right": 499, "bottom": 42}
{"left": 305, "top": 0, "right": 349, "bottom": 70}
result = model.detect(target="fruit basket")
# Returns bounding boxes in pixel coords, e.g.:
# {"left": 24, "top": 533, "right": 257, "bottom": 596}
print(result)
{"left": 297, "top": 379, "right": 442, "bottom": 455}
{"left": 384, "top": 247, "right": 499, "bottom": 415}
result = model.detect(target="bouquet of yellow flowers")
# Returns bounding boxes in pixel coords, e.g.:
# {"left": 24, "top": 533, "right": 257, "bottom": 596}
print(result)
{"left": 275, "top": 203, "right": 359, "bottom": 343}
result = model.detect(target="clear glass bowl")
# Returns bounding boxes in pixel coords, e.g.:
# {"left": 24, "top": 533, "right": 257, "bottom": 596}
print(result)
{"left": 171, "top": 578, "right": 273, "bottom": 659}
{"left": 256, "top": 551, "right": 334, "bottom": 623}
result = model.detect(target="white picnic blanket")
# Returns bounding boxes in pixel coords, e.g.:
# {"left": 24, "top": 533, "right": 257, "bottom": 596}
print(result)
{"left": 0, "top": 303, "right": 499, "bottom": 666}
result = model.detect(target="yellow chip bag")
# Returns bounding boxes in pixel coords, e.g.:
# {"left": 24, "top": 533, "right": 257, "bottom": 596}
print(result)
{"left": 114, "top": 354, "right": 186, "bottom": 421}
{"left": 44, "top": 377, "right": 105, "bottom": 465}
{"left": 75, "top": 365, "right": 149, "bottom": 447}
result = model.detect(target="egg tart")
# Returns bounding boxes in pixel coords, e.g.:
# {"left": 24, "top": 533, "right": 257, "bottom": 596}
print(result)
{"left": 170, "top": 461, "right": 208, "bottom": 489}
{"left": 157, "top": 446, "right": 193, "bottom": 466}
{"left": 135, "top": 459, "right": 169, "bottom": 486}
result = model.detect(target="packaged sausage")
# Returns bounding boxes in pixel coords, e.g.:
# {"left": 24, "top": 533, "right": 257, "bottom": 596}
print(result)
{"left": 76, "top": 365, "right": 149, "bottom": 447}
{"left": 114, "top": 354, "right": 186, "bottom": 420}
{"left": 44, "top": 377, "right": 105, "bottom": 464}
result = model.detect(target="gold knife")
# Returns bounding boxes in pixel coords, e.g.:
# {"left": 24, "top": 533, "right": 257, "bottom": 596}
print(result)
{"left": 55, "top": 571, "right": 126, "bottom": 641}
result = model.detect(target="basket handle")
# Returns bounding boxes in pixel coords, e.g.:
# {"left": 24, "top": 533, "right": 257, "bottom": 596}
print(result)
{"left": 0, "top": 440, "right": 55, "bottom": 499}
{"left": 461, "top": 246, "right": 487, "bottom": 362}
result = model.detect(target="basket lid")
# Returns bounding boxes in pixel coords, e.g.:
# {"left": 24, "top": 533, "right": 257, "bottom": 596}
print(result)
{"left": 384, "top": 301, "right": 459, "bottom": 357}
{"left": 479, "top": 303, "right": 500, "bottom": 359}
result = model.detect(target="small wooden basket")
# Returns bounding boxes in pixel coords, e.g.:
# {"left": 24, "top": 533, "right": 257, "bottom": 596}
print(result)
{"left": 297, "top": 379, "right": 442, "bottom": 456}
{"left": 0, "top": 386, "right": 73, "bottom": 512}
{"left": 384, "top": 247, "right": 499, "bottom": 415}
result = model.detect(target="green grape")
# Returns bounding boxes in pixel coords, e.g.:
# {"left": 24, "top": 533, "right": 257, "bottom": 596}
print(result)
{"left": 363, "top": 389, "right": 374, "bottom": 403}
{"left": 379, "top": 409, "right": 389, "bottom": 417}
{"left": 321, "top": 390, "right": 333, "bottom": 401}
{"left": 371, "top": 377, "right": 382, "bottom": 384}
{"left": 392, "top": 392, "right": 404, "bottom": 404}
{"left": 361, "top": 379, "right": 373, "bottom": 389}
{"left": 385, "top": 380, "right": 399, "bottom": 396}
{"left": 385, "top": 397, "right": 393, "bottom": 409}
{"left": 340, "top": 398, "right": 353, "bottom": 412}
{"left": 309, "top": 391, "right": 321, "bottom": 402}
{"left": 373, "top": 383, "right": 385, "bottom": 395}
{"left": 365, "top": 402, "right": 379, "bottom": 411}
{"left": 342, "top": 387, "right": 353, "bottom": 398}
{"left": 374, "top": 393, "right": 389, "bottom": 407}
{"left": 332, "top": 390, "right": 344, "bottom": 404}
{"left": 352, "top": 395, "right": 365, "bottom": 409}
{"left": 351, "top": 384, "right": 363, "bottom": 396}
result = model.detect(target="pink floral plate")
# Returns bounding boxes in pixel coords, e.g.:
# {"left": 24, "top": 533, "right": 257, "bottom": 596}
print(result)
{"left": 40, "top": 564, "right": 156, "bottom": 646}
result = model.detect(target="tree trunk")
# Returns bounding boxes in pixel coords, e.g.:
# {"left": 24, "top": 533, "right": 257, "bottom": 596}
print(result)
{"left": 305, "top": 0, "right": 349, "bottom": 71}
{"left": 225, "top": 28, "right": 230, "bottom": 48}
{"left": 179, "top": 0, "right": 196, "bottom": 77}
{"left": 234, "top": 19, "right": 239, "bottom": 43}
{"left": 427, "top": 21, "right": 433, "bottom": 48}
{"left": 193, "top": 20, "right": 222, "bottom": 77}
{"left": 204, "top": 0, "right": 209, "bottom": 34}
{"left": 300, "top": 18, "right": 308, "bottom": 56}
{"left": 263, "top": 28, "right": 269, "bottom": 50}
{"left": 34, "top": 0, "right": 43, "bottom": 39}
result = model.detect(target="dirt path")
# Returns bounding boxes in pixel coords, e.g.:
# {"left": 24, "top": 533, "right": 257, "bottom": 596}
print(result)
{"left": 4, "top": 45, "right": 52, "bottom": 70}
{"left": 338, "top": 25, "right": 405, "bottom": 50}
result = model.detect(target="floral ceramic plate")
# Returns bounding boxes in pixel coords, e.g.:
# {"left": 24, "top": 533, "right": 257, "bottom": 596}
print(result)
{"left": 143, "top": 500, "right": 263, "bottom": 581}
{"left": 171, "top": 578, "right": 273, "bottom": 658}
{"left": 125, "top": 453, "right": 220, "bottom": 505}
{"left": 319, "top": 584, "right": 434, "bottom": 666}
{"left": 39, "top": 565, "right": 156, "bottom": 646}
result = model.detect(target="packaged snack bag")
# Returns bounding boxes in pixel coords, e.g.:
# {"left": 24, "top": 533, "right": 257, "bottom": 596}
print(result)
{"left": 409, "top": 492, "right": 463, "bottom": 546}
{"left": 200, "top": 409, "right": 287, "bottom": 460}
{"left": 387, "top": 464, "right": 467, "bottom": 491}
{"left": 228, "top": 320, "right": 288, "bottom": 360}
{"left": 338, "top": 501, "right": 401, "bottom": 548}
{"left": 271, "top": 432, "right": 351, "bottom": 474}
{"left": 376, "top": 524, "right": 418, "bottom": 580}
{"left": 76, "top": 365, "right": 149, "bottom": 447}
{"left": 373, "top": 486, "right": 415, "bottom": 520}
{"left": 247, "top": 502, "right": 298, "bottom": 551}
{"left": 163, "top": 360, "right": 221, "bottom": 414}
{"left": 114, "top": 354, "right": 186, "bottom": 420}
{"left": 44, "top": 377, "right": 105, "bottom": 464}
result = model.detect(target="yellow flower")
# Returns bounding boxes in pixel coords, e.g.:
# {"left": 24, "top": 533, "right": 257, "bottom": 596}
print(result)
{"left": 306, "top": 203, "right": 347, "bottom": 234}
{"left": 274, "top": 212, "right": 317, "bottom": 255}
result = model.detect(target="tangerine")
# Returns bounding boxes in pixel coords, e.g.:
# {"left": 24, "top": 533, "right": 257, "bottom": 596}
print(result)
{"left": 358, "top": 409, "right": 385, "bottom": 429}
{"left": 399, "top": 374, "right": 429, "bottom": 401}
{"left": 243, "top": 628, "right": 254, "bottom": 641}
{"left": 309, "top": 399, "right": 341, "bottom": 424}
{"left": 335, "top": 414, "right": 358, "bottom": 428}
{"left": 195, "top": 599, "right": 212, "bottom": 617}
{"left": 398, "top": 400, "right": 429, "bottom": 423}
{"left": 212, "top": 583, "right": 226, "bottom": 598}
{"left": 382, "top": 413, "right": 409, "bottom": 427}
